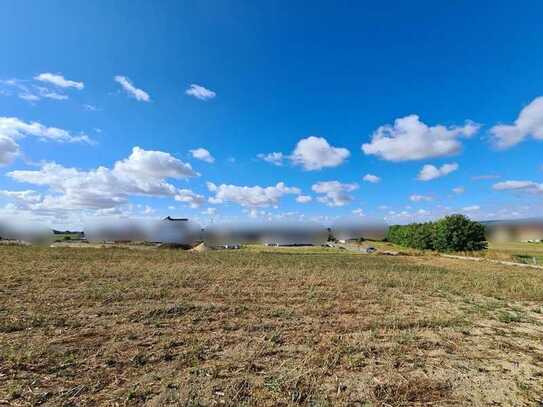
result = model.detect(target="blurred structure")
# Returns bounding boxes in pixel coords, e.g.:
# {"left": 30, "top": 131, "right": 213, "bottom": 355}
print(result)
{"left": 2, "top": 215, "right": 389, "bottom": 246}
{"left": 0, "top": 218, "right": 52, "bottom": 244}
{"left": 204, "top": 221, "right": 328, "bottom": 246}
{"left": 483, "top": 219, "right": 543, "bottom": 242}
{"left": 84, "top": 217, "right": 202, "bottom": 245}
{"left": 331, "top": 216, "right": 388, "bottom": 241}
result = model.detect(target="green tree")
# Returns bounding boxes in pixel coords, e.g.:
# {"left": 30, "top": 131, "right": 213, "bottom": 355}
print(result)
{"left": 432, "top": 214, "right": 487, "bottom": 252}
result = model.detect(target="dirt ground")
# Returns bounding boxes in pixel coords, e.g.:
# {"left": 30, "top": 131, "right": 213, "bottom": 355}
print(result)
{"left": 0, "top": 245, "right": 542, "bottom": 406}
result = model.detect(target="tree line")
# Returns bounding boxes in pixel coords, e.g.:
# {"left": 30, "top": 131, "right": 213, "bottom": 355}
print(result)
{"left": 387, "top": 214, "right": 487, "bottom": 252}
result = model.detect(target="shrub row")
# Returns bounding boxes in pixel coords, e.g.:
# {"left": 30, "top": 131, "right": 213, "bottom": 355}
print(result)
{"left": 387, "top": 214, "right": 487, "bottom": 252}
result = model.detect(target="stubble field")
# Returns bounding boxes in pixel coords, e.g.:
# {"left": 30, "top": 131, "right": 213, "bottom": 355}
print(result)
{"left": 1, "top": 245, "right": 542, "bottom": 406}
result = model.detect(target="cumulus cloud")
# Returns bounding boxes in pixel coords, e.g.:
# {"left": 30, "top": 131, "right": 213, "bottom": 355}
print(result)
{"left": 34, "top": 73, "right": 84, "bottom": 90}
{"left": 291, "top": 136, "right": 350, "bottom": 170}
{"left": 362, "top": 174, "right": 381, "bottom": 183}
{"left": 257, "top": 152, "right": 284, "bottom": 166}
{"left": 114, "top": 75, "right": 150, "bottom": 102}
{"left": 362, "top": 115, "right": 479, "bottom": 161}
{"left": 185, "top": 84, "right": 216, "bottom": 101}
{"left": 312, "top": 181, "right": 358, "bottom": 207}
{"left": 296, "top": 195, "right": 312, "bottom": 203}
{"left": 490, "top": 96, "right": 543, "bottom": 149}
{"left": 190, "top": 148, "right": 215, "bottom": 163}
{"left": 0, "top": 117, "right": 93, "bottom": 166}
{"left": 409, "top": 194, "right": 433, "bottom": 202}
{"left": 417, "top": 162, "right": 458, "bottom": 181}
{"left": 462, "top": 205, "right": 480, "bottom": 212}
{"left": 258, "top": 137, "right": 349, "bottom": 171}
{"left": 6, "top": 147, "right": 201, "bottom": 212}
{"left": 493, "top": 180, "right": 543, "bottom": 194}
{"left": 206, "top": 182, "right": 300, "bottom": 208}
{"left": 113, "top": 146, "right": 198, "bottom": 179}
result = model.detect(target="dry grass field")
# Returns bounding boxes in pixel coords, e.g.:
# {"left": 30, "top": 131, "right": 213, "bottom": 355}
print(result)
{"left": 483, "top": 242, "right": 543, "bottom": 266}
{"left": 1, "top": 245, "right": 543, "bottom": 406}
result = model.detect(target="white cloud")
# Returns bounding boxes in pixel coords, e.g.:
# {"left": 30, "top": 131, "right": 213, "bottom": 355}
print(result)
{"left": 0, "top": 189, "right": 42, "bottom": 204}
{"left": 291, "top": 136, "right": 350, "bottom": 170}
{"left": 6, "top": 147, "right": 201, "bottom": 212}
{"left": 493, "top": 180, "right": 543, "bottom": 194}
{"left": 1, "top": 79, "right": 69, "bottom": 102}
{"left": 312, "top": 181, "right": 358, "bottom": 207}
{"left": 83, "top": 104, "right": 98, "bottom": 111}
{"left": 114, "top": 146, "right": 198, "bottom": 179}
{"left": 452, "top": 187, "right": 465, "bottom": 194}
{"left": 0, "top": 135, "right": 20, "bottom": 165}
{"left": 18, "top": 92, "right": 40, "bottom": 102}
{"left": 142, "top": 205, "right": 155, "bottom": 215}
{"left": 258, "top": 137, "right": 349, "bottom": 171}
{"left": 206, "top": 182, "right": 300, "bottom": 208}
{"left": 201, "top": 207, "right": 217, "bottom": 216}
{"left": 362, "top": 174, "right": 381, "bottom": 183}
{"left": 34, "top": 73, "right": 84, "bottom": 90}
{"left": 0, "top": 117, "right": 93, "bottom": 166}
{"left": 296, "top": 195, "right": 312, "bottom": 203}
{"left": 190, "top": 147, "right": 215, "bottom": 163}
{"left": 490, "top": 96, "right": 543, "bottom": 149}
{"left": 257, "top": 152, "right": 284, "bottom": 166}
{"left": 417, "top": 162, "right": 458, "bottom": 181}
{"left": 409, "top": 194, "right": 433, "bottom": 202}
{"left": 174, "top": 189, "right": 205, "bottom": 208}
{"left": 362, "top": 115, "right": 479, "bottom": 161}
{"left": 462, "top": 205, "right": 480, "bottom": 212}
{"left": 185, "top": 84, "right": 216, "bottom": 101}
{"left": 352, "top": 208, "right": 365, "bottom": 216}
{"left": 0, "top": 117, "right": 92, "bottom": 144}
{"left": 472, "top": 174, "right": 500, "bottom": 181}
{"left": 114, "top": 75, "right": 150, "bottom": 102}
{"left": 34, "top": 87, "right": 68, "bottom": 100}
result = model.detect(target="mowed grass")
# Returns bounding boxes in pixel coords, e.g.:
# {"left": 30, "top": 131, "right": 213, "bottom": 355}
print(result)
{"left": 1, "top": 246, "right": 543, "bottom": 406}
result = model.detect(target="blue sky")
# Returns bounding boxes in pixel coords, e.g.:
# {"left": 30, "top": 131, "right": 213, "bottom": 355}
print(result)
{"left": 1, "top": 1, "right": 542, "bottom": 228}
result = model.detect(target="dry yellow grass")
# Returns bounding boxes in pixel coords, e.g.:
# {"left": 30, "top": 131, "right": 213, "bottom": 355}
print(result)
{"left": 1, "top": 245, "right": 542, "bottom": 406}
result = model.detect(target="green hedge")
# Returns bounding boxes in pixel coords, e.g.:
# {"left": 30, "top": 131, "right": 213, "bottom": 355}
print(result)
{"left": 387, "top": 214, "right": 487, "bottom": 252}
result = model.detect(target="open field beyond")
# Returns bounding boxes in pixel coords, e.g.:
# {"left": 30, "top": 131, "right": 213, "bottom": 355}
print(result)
{"left": 1, "top": 246, "right": 543, "bottom": 406}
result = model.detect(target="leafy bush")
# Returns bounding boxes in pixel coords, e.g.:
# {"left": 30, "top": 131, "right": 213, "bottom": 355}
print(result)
{"left": 387, "top": 222, "right": 434, "bottom": 250}
{"left": 432, "top": 214, "right": 487, "bottom": 251}
{"left": 387, "top": 214, "right": 487, "bottom": 252}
